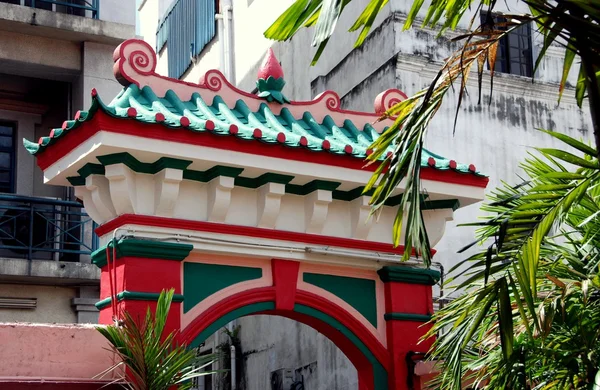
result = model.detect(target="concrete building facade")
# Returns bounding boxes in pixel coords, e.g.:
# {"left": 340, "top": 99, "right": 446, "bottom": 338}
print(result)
{"left": 0, "top": 0, "right": 135, "bottom": 324}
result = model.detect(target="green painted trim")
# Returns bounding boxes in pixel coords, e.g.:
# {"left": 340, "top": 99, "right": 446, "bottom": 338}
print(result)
{"left": 235, "top": 173, "right": 294, "bottom": 188}
{"left": 77, "top": 163, "right": 105, "bottom": 178}
{"left": 286, "top": 180, "right": 341, "bottom": 195}
{"left": 377, "top": 266, "right": 441, "bottom": 285}
{"left": 303, "top": 273, "right": 378, "bottom": 327}
{"left": 91, "top": 238, "right": 193, "bottom": 268}
{"left": 189, "top": 302, "right": 276, "bottom": 348}
{"left": 183, "top": 165, "right": 244, "bottom": 182}
{"left": 95, "top": 291, "right": 185, "bottom": 310}
{"left": 67, "top": 176, "right": 86, "bottom": 186}
{"left": 294, "top": 304, "right": 388, "bottom": 390}
{"left": 384, "top": 313, "right": 432, "bottom": 322}
{"left": 66, "top": 152, "right": 462, "bottom": 212}
{"left": 422, "top": 199, "right": 460, "bottom": 211}
{"left": 332, "top": 186, "right": 374, "bottom": 201}
{"left": 97, "top": 152, "right": 193, "bottom": 172}
{"left": 183, "top": 263, "right": 263, "bottom": 313}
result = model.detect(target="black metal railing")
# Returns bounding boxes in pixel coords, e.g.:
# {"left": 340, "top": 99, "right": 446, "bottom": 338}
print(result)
{"left": 0, "top": 194, "right": 98, "bottom": 262}
{"left": 1, "top": 0, "right": 99, "bottom": 19}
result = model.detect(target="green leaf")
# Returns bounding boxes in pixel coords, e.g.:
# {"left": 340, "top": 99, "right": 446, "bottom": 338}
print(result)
{"left": 540, "top": 172, "right": 586, "bottom": 180}
{"left": 404, "top": 0, "right": 426, "bottom": 30}
{"left": 497, "top": 278, "right": 514, "bottom": 362}
{"left": 311, "top": 38, "right": 330, "bottom": 65}
{"left": 539, "top": 129, "right": 597, "bottom": 157}
{"left": 575, "top": 64, "right": 587, "bottom": 108}
{"left": 536, "top": 148, "right": 599, "bottom": 169}
{"left": 558, "top": 41, "right": 576, "bottom": 104}
{"left": 350, "top": 0, "right": 387, "bottom": 47}
{"left": 311, "top": 0, "right": 343, "bottom": 46}
{"left": 533, "top": 23, "right": 561, "bottom": 76}
{"left": 264, "top": 0, "right": 319, "bottom": 41}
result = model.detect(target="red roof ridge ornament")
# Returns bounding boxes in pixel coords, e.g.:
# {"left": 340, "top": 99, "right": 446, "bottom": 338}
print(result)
{"left": 256, "top": 48, "right": 289, "bottom": 104}
{"left": 111, "top": 39, "right": 413, "bottom": 133}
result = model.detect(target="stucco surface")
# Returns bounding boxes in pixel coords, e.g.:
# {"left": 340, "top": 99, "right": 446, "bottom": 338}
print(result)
{"left": 0, "top": 322, "right": 117, "bottom": 380}
{"left": 0, "top": 284, "right": 77, "bottom": 323}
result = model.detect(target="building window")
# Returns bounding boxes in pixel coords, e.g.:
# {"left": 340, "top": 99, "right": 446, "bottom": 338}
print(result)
{"left": 481, "top": 12, "right": 533, "bottom": 77}
{"left": 156, "top": 0, "right": 219, "bottom": 79}
{"left": 0, "top": 122, "right": 16, "bottom": 194}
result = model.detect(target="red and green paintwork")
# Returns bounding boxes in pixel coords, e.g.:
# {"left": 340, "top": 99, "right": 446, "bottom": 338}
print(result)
{"left": 27, "top": 39, "right": 484, "bottom": 390}
{"left": 65, "top": 151, "right": 460, "bottom": 209}
{"left": 92, "top": 236, "right": 439, "bottom": 390}
{"left": 23, "top": 83, "right": 484, "bottom": 179}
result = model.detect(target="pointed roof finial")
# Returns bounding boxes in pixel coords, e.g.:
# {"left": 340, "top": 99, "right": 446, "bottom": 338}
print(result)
{"left": 258, "top": 48, "right": 284, "bottom": 80}
{"left": 256, "top": 48, "right": 289, "bottom": 104}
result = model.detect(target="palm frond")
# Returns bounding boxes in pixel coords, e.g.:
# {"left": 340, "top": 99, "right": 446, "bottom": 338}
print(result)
{"left": 96, "top": 289, "right": 219, "bottom": 390}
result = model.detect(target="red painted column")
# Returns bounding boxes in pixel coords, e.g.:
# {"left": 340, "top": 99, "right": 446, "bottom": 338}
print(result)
{"left": 378, "top": 266, "right": 440, "bottom": 390}
{"left": 93, "top": 238, "right": 193, "bottom": 335}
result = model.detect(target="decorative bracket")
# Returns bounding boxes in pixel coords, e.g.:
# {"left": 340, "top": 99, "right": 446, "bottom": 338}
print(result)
{"left": 350, "top": 196, "right": 373, "bottom": 240}
{"left": 74, "top": 186, "right": 103, "bottom": 226}
{"left": 84, "top": 175, "right": 115, "bottom": 224}
{"left": 304, "top": 189, "right": 332, "bottom": 234}
{"left": 154, "top": 168, "right": 183, "bottom": 217}
{"left": 256, "top": 182, "right": 285, "bottom": 229}
{"left": 104, "top": 164, "right": 136, "bottom": 215}
{"left": 422, "top": 209, "right": 454, "bottom": 247}
{"left": 207, "top": 176, "right": 235, "bottom": 223}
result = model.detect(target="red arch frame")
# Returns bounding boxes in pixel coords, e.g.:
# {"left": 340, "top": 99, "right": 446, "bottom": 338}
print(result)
{"left": 178, "top": 287, "right": 391, "bottom": 390}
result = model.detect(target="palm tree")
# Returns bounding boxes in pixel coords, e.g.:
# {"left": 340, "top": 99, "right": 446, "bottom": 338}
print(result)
{"left": 264, "top": 1, "right": 600, "bottom": 387}
{"left": 96, "top": 289, "right": 217, "bottom": 390}
{"left": 426, "top": 132, "right": 600, "bottom": 388}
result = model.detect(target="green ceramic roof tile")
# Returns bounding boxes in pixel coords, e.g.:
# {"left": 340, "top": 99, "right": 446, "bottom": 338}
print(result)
{"left": 24, "top": 84, "right": 485, "bottom": 177}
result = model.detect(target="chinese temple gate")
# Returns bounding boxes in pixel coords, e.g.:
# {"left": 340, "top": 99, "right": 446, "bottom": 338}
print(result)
{"left": 26, "top": 39, "right": 488, "bottom": 390}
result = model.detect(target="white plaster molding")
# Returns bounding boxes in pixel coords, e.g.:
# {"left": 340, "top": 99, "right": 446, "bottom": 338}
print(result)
{"left": 74, "top": 186, "right": 105, "bottom": 225}
{"left": 350, "top": 196, "right": 373, "bottom": 240}
{"left": 154, "top": 168, "right": 183, "bottom": 217}
{"left": 304, "top": 190, "right": 332, "bottom": 234}
{"left": 256, "top": 182, "right": 285, "bottom": 229}
{"left": 99, "top": 224, "right": 421, "bottom": 270}
{"left": 41, "top": 134, "right": 486, "bottom": 208}
{"left": 423, "top": 208, "right": 454, "bottom": 247}
{"left": 84, "top": 175, "right": 115, "bottom": 224}
{"left": 207, "top": 176, "right": 234, "bottom": 223}
{"left": 104, "top": 163, "right": 136, "bottom": 215}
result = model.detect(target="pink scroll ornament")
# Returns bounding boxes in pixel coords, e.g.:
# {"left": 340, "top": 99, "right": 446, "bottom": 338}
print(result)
{"left": 374, "top": 89, "right": 408, "bottom": 118}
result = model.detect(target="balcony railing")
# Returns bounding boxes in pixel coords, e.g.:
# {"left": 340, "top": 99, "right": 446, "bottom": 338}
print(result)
{"left": 1, "top": 0, "right": 99, "bottom": 19}
{"left": 0, "top": 194, "right": 98, "bottom": 262}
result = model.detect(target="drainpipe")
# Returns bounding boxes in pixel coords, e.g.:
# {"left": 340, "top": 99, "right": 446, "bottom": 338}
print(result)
{"left": 216, "top": 0, "right": 235, "bottom": 85}
{"left": 215, "top": 11, "right": 226, "bottom": 77}
{"left": 431, "top": 261, "right": 444, "bottom": 309}
{"left": 230, "top": 344, "right": 237, "bottom": 390}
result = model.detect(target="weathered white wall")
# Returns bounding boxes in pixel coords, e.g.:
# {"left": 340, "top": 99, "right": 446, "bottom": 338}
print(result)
{"left": 199, "top": 316, "right": 358, "bottom": 390}
{"left": 0, "top": 284, "right": 77, "bottom": 323}
{"left": 237, "top": 316, "right": 358, "bottom": 390}
{"left": 75, "top": 42, "right": 126, "bottom": 112}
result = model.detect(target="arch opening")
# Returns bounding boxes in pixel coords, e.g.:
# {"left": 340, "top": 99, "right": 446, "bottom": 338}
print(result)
{"left": 180, "top": 292, "right": 389, "bottom": 390}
